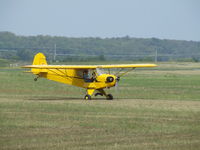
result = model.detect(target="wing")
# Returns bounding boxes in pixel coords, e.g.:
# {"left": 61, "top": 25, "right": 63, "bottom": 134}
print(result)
{"left": 22, "top": 64, "right": 157, "bottom": 69}
{"left": 98, "top": 64, "right": 157, "bottom": 68}
{"left": 22, "top": 65, "right": 97, "bottom": 69}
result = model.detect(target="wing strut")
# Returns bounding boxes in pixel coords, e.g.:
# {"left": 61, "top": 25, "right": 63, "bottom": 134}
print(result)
{"left": 115, "top": 68, "right": 135, "bottom": 77}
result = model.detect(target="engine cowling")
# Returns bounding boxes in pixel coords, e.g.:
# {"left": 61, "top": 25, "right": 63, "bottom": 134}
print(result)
{"left": 95, "top": 74, "right": 117, "bottom": 88}
{"left": 96, "top": 74, "right": 116, "bottom": 83}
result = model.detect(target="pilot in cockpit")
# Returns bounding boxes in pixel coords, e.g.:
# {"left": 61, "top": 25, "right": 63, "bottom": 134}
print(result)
{"left": 83, "top": 70, "right": 95, "bottom": 82}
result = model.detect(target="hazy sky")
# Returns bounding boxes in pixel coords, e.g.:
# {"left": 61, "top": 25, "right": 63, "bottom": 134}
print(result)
{"left": 0, "top": 0, "right": 199, "bottom": 41}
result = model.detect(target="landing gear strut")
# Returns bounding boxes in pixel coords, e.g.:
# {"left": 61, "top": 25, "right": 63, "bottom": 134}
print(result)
{"left": 84, "top": 89, "right": 95, "bottom": 100}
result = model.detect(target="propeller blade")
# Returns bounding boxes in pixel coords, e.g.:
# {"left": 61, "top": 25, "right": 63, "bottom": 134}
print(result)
{"left": 115, "top": 76, "right": 120, "bottom": 91}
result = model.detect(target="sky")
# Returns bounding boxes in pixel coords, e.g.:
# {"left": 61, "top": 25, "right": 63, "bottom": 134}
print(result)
{"left": 0, "top": 0, "right": 200, "bottom": 41}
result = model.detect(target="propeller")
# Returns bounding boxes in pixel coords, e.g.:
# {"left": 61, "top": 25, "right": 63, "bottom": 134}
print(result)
{"left": 115, "top": 76, "right": 120, "bottom": 91}
{"left": 116, "top": 76, "right": 120, "bottom": 82}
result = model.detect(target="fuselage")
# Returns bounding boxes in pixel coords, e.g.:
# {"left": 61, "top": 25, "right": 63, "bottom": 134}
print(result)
{"left": 37, "top": 69, "right": 117, "bottom": 90}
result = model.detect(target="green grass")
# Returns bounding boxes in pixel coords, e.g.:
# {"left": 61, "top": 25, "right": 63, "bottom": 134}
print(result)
{"left": 0, "top": 99, "right": 199, "bottom": 150}
{"left": 0, "top": 62, "right": 200, "bottom": 150}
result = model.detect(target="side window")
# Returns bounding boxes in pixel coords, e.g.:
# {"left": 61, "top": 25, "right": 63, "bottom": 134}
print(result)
{"left": 76, "top": 69, "right": 96, "bottom": 81}
{"left": 76, "top": 70, "right": 84, "bottom": 78}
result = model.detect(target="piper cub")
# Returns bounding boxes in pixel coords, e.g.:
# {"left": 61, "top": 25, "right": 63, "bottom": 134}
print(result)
{"left": 22, "top": 53, "right": 157, "bottom": 100}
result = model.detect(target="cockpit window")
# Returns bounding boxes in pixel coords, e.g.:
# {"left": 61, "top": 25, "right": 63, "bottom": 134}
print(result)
{"left": 96, "top": 68, "right": 105, "bottom": 75}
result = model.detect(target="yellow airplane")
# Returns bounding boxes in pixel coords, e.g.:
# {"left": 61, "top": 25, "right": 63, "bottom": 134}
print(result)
{"left": 22, "top": 53, "right": 157, "bottom": 100}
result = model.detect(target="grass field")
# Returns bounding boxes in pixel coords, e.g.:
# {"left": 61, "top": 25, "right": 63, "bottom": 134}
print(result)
{"left": 0, "top": 62, "right": 200, "bottom": 150}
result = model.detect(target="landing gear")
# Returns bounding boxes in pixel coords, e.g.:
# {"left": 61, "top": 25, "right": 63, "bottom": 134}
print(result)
{"left": 84, "top": 89, "right": 95, "bottom": 100}
{"left": 84, "top": 89, "right": 114, "bottom": 100}
{"left": 97, "top": 89, "right": 113, "bottom": 100}
{"left": 84, "top": 94, "right": 91, "bottom": 100}
{"left": 34, "top": 76, "right": 39, "bottom": 81}
{"left": 106, "top": 94, "right": 113, "bottom": 100}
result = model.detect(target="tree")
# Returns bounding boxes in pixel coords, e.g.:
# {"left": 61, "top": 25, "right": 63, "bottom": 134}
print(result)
{"left": 17, "top": 49, "right": 33, "bottom": 61}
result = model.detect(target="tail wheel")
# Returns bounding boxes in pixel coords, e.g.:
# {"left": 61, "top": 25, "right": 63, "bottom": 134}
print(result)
{"left": 106, "top": 94, "right": 113, "bottom": 100}
{"left": 84, "top": 95, "right": 91, "bottom": 100}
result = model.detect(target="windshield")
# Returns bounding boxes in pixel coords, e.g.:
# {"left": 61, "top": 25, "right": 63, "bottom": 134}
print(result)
{"left": 96, "top": 68, "right": 135, "bottom": 77}
{"left": 96, "top": 68, "right": 105, "bottom": 75}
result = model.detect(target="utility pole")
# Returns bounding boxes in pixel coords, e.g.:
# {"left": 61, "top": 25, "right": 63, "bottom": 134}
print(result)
{"left": 155, "top": 48, "right": 158, "bottom": 63}
{"left": 53, "top": 44, "right": 57, "bottom": 61}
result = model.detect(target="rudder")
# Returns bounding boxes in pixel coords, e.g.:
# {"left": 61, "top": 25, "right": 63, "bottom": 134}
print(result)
{"left": 32, "top": 53, "right": 47, "bottom": 65}
{"left": 32, "top": 53, "right": 48, "bottom": 75}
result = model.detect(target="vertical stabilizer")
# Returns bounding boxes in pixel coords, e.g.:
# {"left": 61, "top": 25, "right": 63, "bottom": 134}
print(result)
{"left": 32, "top": 53, "right": 48, "bottom": 74}
{"left": 32, "top": 53, "right": 47, "bottom": 65}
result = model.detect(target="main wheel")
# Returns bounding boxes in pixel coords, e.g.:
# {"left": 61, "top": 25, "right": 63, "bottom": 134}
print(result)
{"left": 106, "top": 94, "right": 113, "bottom": 100}
{"left": 84, "top": 95, "right": 91, "bottom": 100}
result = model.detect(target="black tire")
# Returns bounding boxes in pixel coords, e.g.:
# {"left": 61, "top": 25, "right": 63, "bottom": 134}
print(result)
{"left": 106, "top": 94, "right": 113, "bottom": 100}
{"left": 84, "top": 95, "right": 91, "bottom": 100}
{"left": 95, "top": 93, "right": 103, "bottom": 96}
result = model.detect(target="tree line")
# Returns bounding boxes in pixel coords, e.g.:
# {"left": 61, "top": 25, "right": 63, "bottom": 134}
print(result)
{"left": 0, "top": 31, "right": 200, "bottom": 62}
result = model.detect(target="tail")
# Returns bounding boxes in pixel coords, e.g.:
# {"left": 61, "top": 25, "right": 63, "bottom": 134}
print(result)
{"left": 32, "top": 53, "right": 48, "bottom": 74}
{"left": 32, "top": 53, "right": 47, "bottom": 65}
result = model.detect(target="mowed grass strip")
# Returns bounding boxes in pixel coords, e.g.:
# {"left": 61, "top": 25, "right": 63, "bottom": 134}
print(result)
{"left": 0, "top": 99, "right": 200, "bottom": 150}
